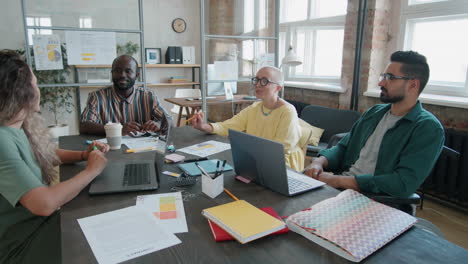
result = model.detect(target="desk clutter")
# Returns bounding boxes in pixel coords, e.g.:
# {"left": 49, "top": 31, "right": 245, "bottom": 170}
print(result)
{"left": 285, "top": 189, "right": 417, "bottom": 262}
{"left": 177, "top": 159, "right": 232, "bottom": 177}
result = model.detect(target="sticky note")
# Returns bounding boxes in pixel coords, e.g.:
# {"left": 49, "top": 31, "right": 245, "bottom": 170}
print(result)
{"left": 163, "top": 171, "right": 181, "bottom": 178}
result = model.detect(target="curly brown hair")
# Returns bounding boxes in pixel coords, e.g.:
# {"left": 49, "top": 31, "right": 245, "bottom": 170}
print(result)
{"left": 0, "top": 49, "right": 59, "bottom": 185}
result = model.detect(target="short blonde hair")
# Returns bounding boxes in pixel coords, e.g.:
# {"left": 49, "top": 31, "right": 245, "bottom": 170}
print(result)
{"left": 257, "top": 66, "right": 284, "bottom": 87}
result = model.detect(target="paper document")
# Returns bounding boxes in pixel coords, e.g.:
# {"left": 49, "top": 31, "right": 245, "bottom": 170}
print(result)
{"left": 65, "top": 31, "right": 116, "bottom": 65}
{"left": 32, "top": 34, "right": 64, "bottom": 70}
{"left": 136, "top": 192, "right": 188, "bottom": 233}
{"left": 177, "top": 140, "right": 231, "bottom": 157}
{"left": 97, "top": 136, "right": 166, "bottom": 153}
{"left": 78, "top": 206, "right": 181, "bottom": 264}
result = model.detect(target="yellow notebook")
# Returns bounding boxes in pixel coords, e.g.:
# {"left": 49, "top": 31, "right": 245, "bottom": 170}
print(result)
{"left": 202, "top": 200, "right": 286, "bottom": 244}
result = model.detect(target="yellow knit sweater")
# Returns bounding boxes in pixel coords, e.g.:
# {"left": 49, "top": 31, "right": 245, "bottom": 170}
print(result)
{"left": 211, "top": 101, "right": 304, "bottom": 171}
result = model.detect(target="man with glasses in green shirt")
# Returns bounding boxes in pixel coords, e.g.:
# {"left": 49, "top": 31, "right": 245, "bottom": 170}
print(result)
{"left": 304, "top": 51, "right": 444, "bottom": 205}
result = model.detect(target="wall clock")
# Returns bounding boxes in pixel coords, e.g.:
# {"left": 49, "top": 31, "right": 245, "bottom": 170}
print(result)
{"left": 172, "top": 18, "right": 186, "bottom": 33}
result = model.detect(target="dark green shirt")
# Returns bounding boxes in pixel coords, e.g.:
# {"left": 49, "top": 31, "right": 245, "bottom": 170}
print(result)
{"left": 319, "top": 102, "right": 444, "bottom": 198}
{"left": 0, "top": 126, "right": 54, "bottom": 262}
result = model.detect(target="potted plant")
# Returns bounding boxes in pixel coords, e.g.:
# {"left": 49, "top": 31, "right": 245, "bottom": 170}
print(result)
{"left": 17, "top": 45, "right": 74, "bottom": 138}
{"left": 117, "top": 41, "right": 139, "bottom": 57}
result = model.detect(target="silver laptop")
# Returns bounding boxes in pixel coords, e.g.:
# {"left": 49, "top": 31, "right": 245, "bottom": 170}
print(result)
{"left": 89, "top": 118, "right": 174, "bottom": 195}
{"left": 228, "top": 129, "right": 325, "bottom": 196}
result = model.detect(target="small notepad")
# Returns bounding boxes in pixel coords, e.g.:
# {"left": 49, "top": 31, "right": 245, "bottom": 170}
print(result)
{"left": 202, "top": 200, "right": 286, "bottom": 244}
{"left": 177, "top": 159, "right": 232, "bottom": 176}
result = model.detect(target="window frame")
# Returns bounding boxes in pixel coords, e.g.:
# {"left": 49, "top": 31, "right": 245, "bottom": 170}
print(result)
{"left": 399, "top": 0, "right": 468, "bottom": 97}
{"left": 279, "top": 0, "right": 347, "bottom": 90}
{"left": 26, "top": 16, "right": 52, "bottom": 45}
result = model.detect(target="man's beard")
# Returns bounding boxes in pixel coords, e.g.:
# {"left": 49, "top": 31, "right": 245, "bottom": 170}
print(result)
{"left": 380, "top": 87, "right": 404, "bottom": 103}
{"left": 113, "top": 78, "right": 136, "bottom": 91}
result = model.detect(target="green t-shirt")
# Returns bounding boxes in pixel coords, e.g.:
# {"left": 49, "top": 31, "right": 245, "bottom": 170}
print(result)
{"left": 0, "top": 126, "right": 52, "bottom": 262}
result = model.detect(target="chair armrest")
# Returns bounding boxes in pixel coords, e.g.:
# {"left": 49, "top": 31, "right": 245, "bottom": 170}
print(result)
{"left": 364, "top": 193, "right": 421, "bottom": 205}
{"left": 326, "top": 132, "right": 349, "bottom": 149}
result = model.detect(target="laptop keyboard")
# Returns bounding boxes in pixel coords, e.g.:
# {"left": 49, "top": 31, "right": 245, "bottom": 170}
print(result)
{"left": 288, "top": 176, "right": 313, "bottom": 193}
{"left": 123, "top": 164, "right": 151, "bottom": 186}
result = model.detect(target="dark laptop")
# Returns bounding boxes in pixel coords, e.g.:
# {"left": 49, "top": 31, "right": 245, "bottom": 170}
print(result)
{"left": 88, "top": 159, "right": 160, "bottom": 195}
{"left": 228, "top": 129, "right": 325, "bottom": 196}
{"left": 89, "top": 119, "right": 173, "bottom": 195}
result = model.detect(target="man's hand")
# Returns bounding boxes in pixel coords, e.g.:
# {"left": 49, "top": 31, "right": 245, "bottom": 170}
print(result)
{"left": 304, "top": 162, "right": 324, "bottom": 179}
{"left": 142, "top": 120, "right": 161, "bottom": 133}
{"left": 122, "top": 121, "right": 142, "bottom": 136}
{"left": 304, "top": 156, "right": 328, "bottom": 179}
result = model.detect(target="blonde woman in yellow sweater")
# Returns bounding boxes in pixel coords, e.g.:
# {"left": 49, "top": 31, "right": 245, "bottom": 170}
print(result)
{"left": 192, "top": 66, "right": 304, "bottom": 171}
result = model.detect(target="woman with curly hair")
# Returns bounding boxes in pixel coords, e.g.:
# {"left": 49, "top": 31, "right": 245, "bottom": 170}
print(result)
{"left": 0, "top": 50, "right": 109, "bottom": 263}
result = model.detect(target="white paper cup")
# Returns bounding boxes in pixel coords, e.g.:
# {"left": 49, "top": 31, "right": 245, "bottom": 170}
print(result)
{"left": 202, "top": 174, "right": 224, "bottom": 199}
{"left": 104, "top": 122, "right": 123, "bottom": 150}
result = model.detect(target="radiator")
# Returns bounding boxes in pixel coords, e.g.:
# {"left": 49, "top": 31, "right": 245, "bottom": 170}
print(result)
{"left": 421, "top": 128, "right": 468, "bottom": 208}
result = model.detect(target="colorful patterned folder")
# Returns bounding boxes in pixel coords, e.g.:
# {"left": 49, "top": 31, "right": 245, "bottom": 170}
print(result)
{"left": 286, "top": 189, "right": 417, "bottom": 262}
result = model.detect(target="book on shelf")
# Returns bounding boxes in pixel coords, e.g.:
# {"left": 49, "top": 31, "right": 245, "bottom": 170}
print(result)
{"left": 168, "top": 79, "right": 188, "bottom": 83}
{"left": 202, "top": 200, "right": 286, "bottom": 244}
{"left": 207, "top": 207, "right": 289, "bottom": 242}
{"left": 285, "top": 189, "right": 417, "bottom": 262}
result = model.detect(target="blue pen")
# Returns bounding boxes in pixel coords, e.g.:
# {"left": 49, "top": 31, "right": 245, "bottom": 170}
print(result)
{"left": 85, "top": 140, "right": 93, "bottom": 145}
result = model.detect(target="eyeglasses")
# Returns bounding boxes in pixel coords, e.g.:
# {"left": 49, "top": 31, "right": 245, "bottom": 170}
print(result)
{"left": 251, "top": 77, "right": 280, "bottom": 87}
{"left": 379, "top": 73, "right": 412, "bottom": 82}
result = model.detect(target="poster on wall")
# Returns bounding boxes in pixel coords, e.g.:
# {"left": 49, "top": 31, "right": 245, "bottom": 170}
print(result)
{"left": 32, "top": 34, "right": 63, "bottom": 71}
{"left": 65, "top": 31, "right": 116, "bottom": 65}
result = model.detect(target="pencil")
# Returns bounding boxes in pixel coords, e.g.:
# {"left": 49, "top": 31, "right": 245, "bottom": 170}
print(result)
{"left": 224, "top": 188, "right": 239, "bottom": 201}
{"left": 182, "top": 111, "right": 203, "bottom": 125}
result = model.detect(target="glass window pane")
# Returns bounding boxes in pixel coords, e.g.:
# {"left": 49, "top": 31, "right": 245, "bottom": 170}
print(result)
{"left": 315, "top": 0, "right": 347, "bottom": 18}
{"left": 315, "top": 29, "right": 344, "bottom": 76}
{"left": 206, "top": 0, "right": 276, "bottom": 37}
{"left": 242, "top": 40, "right": 254, "bottom": 76}
{"left": 410, "top": 17, "right": 468, "bottom": 84}
{"left": 279, "top": 32, "right": 286, "bottom": 66}
{"left": 259, "top": 0, "right": 267, "bottom": 30}
{"left": 26, "top": 17, "right": 34, "bottom": 26}
{"left": 294, "top": 31, "right": 306, "bottom": 74}
{"left": 40, "top": 17, "right": 51, "bottom": 26}
{"left": 409, "top": 0, "right": 448, "bottom": 5}
{"left": 281, "top": 0, "right": 308, "bottom": 23}
{"left": 244, "top": 0, "right": 254, "bottom": 33}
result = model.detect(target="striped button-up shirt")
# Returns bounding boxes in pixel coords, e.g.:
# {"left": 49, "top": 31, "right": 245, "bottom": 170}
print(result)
{"left": 81, "top": 86, "right": 169, "bottom": 131}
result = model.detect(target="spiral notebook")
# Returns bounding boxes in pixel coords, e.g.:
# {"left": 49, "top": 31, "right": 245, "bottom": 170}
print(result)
{"left": 286, "top": 190, "right": 417, "bottom": 262}
{"left": 202, "top": 200, "right": 286, "bottom": 244}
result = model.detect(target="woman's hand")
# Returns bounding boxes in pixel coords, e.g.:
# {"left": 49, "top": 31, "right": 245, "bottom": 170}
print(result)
{"left": 82, "top": 141, "right": 110, "bottom": 160}
{"left": 85, "top": 150, "right": 108, "bottom": 175}
{"left": 191, "top": 111, "right": 213, "bottom": 133}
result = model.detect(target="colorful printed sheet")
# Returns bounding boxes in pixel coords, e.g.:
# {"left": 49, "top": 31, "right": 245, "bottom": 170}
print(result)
{"left": 136, "top": 192, "right": 188, "bottom": 233}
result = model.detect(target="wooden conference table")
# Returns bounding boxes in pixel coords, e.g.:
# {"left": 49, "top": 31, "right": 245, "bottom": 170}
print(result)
{"left": 59, "top": 126, "right": 468, "bottom": 264}
{"left": 164, "top": 94, "right": 257, "bottom": 126}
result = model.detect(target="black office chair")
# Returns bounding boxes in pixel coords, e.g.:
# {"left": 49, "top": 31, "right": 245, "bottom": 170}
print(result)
{"left": 300, "top": 105, "right": 360, "bottom": 157}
